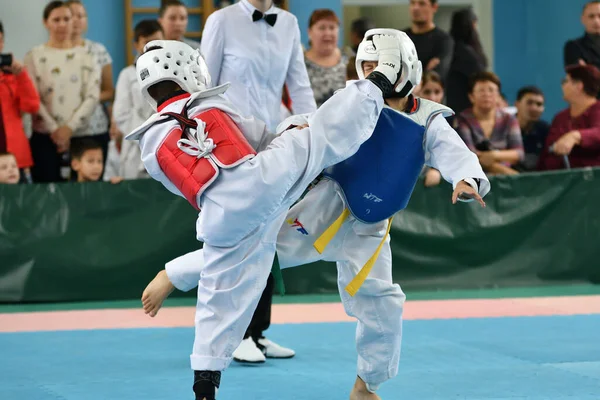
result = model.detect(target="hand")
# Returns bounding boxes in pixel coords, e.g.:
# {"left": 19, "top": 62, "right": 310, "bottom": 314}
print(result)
{"left": 371, "top": 34, "right": 401, "bottom": 87}
{"left": 51, "top": 126, "right": 73, "bottom": 153}
{"left": 552, "top": 131, "right": 580, "bottom": 156}
{"left": 424, "top": 168, "right": 442, "bottom": 187}
{"left": 476, "top": 151, "right": 497, "bottom": 168}
{"left": 578, "top": 59, "right": 587, "bottom": 66}
{"left": 109, "top": 120, "right": 123, "bottom": 141}
{"left": 110, "top": 176, "right": 124, "bottom": 184}
{"left": 1, "top": 58, "right": 23, "bottom": 75}
{"left": 426, "top": 57, "right": 440, "bottom": 71}
{"left": 452, "top": 180, "right": 486, "bottom": 207}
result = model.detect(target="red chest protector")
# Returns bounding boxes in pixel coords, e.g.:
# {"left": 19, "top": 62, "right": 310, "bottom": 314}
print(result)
{"left": 156, "top": 106, "right": 256, "bottom": 210}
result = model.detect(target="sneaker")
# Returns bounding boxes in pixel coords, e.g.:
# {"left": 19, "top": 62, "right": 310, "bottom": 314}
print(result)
{"left": 233, "top": 337, "right": 266, "bottom": 363}
{"left": 256, "top": 337, "right": 295, "bottom": 359}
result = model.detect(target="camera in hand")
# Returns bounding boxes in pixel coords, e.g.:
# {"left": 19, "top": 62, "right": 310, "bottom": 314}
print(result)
{"left": 0, "top": 54, "right": 13, "bottom": 67}
{"left": 475, "top": 138, "right": 493, "bottom": 152}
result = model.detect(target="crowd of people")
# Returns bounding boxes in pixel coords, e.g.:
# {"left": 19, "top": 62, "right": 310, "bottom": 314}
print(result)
{"left": 2, "top": 0, "right": 600, "bottom": 187}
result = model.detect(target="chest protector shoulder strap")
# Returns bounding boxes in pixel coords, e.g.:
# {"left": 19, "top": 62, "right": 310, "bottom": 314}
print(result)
{"left": 156, "top": 104, "right": 256, "bottom": 210}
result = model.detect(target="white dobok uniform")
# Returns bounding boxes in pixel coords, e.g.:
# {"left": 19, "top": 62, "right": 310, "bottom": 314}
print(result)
{"left": 126, "top": 79, "right": 385, "bottom": 372}
{"left": 162, "top": 97, "right": 490, "bottom": 388}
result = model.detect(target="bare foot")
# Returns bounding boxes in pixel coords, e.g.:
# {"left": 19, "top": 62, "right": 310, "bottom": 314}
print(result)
{"left": 350, "top": 377, "right": 381, "bottom": 400}
{"left": 141, "top": 270, "right": 174, "bottom": 317}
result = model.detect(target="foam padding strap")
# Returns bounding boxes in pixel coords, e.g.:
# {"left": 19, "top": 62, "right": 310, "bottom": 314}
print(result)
{"left": 313, "top": 208, "right": 351, "bottom": 254}
{"left": 345, "top": 216, "right": 394, "bottom": 297}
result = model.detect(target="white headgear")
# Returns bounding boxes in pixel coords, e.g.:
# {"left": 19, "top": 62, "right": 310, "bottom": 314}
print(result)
{"left": 136, "top": 40, "right": 213, "bottom": 110}
{"left": 355, "top": 28, "right": 423, "bottom": 96}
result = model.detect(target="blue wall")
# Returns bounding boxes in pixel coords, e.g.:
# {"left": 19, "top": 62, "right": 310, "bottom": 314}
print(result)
{"left": 82, "top": 0, "right": 343, "bottom": 84}
{"left": 493, "top": 0, "right": 589, "bottom": 120}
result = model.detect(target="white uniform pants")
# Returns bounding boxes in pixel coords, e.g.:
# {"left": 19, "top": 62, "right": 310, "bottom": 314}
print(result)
{"left": 168, "top": 181, "right": 405, "bottom": 387}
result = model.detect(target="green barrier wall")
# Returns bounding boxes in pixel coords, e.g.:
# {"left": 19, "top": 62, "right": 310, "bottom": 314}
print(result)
{"left": 1, "top": 168, "right": 599, "bottom": 303}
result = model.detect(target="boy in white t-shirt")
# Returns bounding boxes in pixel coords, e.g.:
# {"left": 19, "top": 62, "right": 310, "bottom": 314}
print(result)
{"left": 105, "top": 20, "right": 164, "bottom": 183}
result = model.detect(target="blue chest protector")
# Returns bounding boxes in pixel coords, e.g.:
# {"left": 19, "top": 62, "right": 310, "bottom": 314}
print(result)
{"left": 322, "top": 101, "right": 451, "bottom": 223}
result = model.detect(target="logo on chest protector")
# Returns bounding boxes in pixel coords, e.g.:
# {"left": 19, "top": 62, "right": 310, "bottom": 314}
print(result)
{"left": 287, "top": 218, "right": 309, "bottom": 235}
{"left": 363, "top": 193, "right": 383, "bottom": 203}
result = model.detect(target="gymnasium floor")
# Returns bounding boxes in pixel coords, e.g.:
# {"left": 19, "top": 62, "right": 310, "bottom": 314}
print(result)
{"left": 1, "top": 285, "right": 600, "bottom": 400}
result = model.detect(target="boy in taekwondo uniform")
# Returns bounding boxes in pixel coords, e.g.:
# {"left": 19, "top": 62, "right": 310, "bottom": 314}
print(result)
{"left": 125, "top": 35, "right": 404, "bottom": 400}
{"left": 141, "top": 30, "right": 490, "bottom": 399}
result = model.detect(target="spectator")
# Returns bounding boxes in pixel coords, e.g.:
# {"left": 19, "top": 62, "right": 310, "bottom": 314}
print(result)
{"left": 0, "top": 152, "right": 20, "bottom": 184}
{"left": 304, "top": 9, "right": 347, "bottom": 107}
{"left": 454, "top": 72, "right": 523, "bottom": 175}
{"left": 446, "top": 7, "right": 487, "bottom": 114}
{"left": 404, "top": 0, "right": 453, "bottom": 82}
{"left": 24, "top": 1, "right": 100, "bottom": 183}
{"left": 0, "top": 20, "right": 40, "bottom": 181}
{"left": 201, "top": 0, "right": 316, "bottom": 363}
{"left": 344, "top": 17, "right": 375, "bottom": 57}
{"left": 419, "top": 70, "right": 445, "bottom": 104}
{"left": 538, "top": 65, "right": 600, "bottom": 170}
{"left": 70, "top": 138, "right": 103, "bottom": 182}
{"left": 67, "top": 0, "right": 113, "bottom": 166}
{"left": 419, "top": 71, "right": 446, "bottom": 187}
{"left": 564, "top": 1, "right": 600, "bottom": 71}
{"left": 107, "top": 19, "right": 163, "bottom": 183}
{"left": 514, "top": 86, "right": 550, "bottom": 172}
{"left": 159, "top": 0, "right": 201, "bottom": 49}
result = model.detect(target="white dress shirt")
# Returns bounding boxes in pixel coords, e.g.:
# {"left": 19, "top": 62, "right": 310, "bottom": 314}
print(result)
{"left": 200, "top": 0, "right": 316, "bottom": 132}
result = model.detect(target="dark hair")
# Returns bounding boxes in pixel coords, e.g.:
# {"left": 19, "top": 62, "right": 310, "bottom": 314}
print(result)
{"left": 516, "top": 86, "right": 544, "bottom": 101}
{"left": 70, "top": 138, "right": 102, "bottom": 160}
{"left": 421, "top": 70, "right": 444, "bottom": 89}
{"left": 450, "top": 8, "right": 487, "bottom": 68}
{"left": 350, "top": 17, "right": 375, "bottom": 37}
{"left": 43, "top": 1, "right": 68, "bottom": 21}
{"left": 134, "top": 19, "right": 163, "bottom": 42}
{"left": 308, "top": 9, "right": 339, "bottom": 28}
{"left": 347, "top": 56, "right": 358, "bottom": 80}
{"left": 64, "top": 0, "right": 83, "bottom": 7}
{"left": 0, "top": 20, "right": 4, "bottom": 36}
{"left": 566, "top": 64, "right": 600, "bottom": 97}
{"left": 0, "top": 151, "right": 15, "bottom": 158}
{"left": 142, "top": 46, "right": 183, "bottom": 100}
{"left": 159, "top": 0, "right": 186, "bottom": 17}
{"left": 468, "top": 71, "right": 501, "bottom": 94}
{"left": 584, "top": 0, "right": 600, "bottom": 12}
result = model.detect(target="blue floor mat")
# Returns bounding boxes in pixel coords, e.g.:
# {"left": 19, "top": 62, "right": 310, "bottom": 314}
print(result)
{"left": 0, "top": 315, "right": 599, "bottom": 399}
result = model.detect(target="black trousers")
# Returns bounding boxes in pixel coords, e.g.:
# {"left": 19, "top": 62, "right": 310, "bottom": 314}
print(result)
{"left": 244, "top": 273, "right": 274, "bottom": 341}
{"left": 30, "top": 132, "right": 63, "bottom": 183}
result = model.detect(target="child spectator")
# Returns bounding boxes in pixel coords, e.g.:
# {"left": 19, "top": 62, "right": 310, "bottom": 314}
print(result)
{"left": 0, "top": 152, "right": 20, "bottom": 184}
{"left": 70, "top": 139, "right": 103, "bottom": 182}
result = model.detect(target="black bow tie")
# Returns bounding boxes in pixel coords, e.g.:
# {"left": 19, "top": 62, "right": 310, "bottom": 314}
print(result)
{"left": 252, "top": 9, "right": 277, "bottom": 27}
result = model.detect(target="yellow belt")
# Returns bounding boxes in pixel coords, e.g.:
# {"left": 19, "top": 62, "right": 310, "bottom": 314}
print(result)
{"left": 313, "top": 208, "right": 393, "bottom": 297}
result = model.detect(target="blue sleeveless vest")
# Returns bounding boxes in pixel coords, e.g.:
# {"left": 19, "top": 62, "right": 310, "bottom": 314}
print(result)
{"left": 322, "top": 100, "right": 451, "bottom": 223}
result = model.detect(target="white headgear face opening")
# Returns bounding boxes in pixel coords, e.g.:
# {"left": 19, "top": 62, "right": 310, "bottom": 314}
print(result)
{"left": 135, "top": 40, "right": 213, "bottom": 110}
{"left": 355, "top": 28, "right": 423, "bottom": 96}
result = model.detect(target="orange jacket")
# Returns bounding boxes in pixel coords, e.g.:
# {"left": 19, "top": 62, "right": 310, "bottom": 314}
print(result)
{"left": 0, "top": 69, "right": 40, "bottom": 168}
